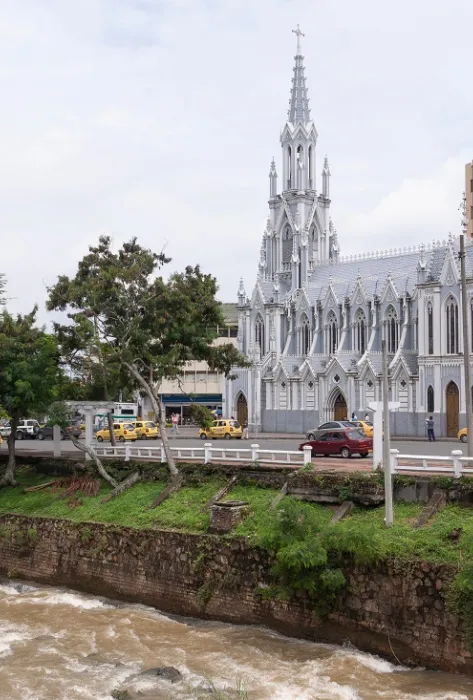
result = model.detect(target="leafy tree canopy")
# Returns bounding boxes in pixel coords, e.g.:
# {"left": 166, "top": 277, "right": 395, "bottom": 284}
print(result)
{"left": 0, "top": 307, "right": 63, "bottom": 485}
{"left": 47, "top": 236, "right": 248, "bottom": 475}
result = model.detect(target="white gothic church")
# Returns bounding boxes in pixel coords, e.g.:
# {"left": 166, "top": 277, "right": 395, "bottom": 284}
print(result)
{"left": 226, "top": 27, "right": 473, "bottom": 438}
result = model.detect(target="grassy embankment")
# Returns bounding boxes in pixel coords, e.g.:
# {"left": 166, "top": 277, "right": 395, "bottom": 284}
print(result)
{"left": 0, "top": 466, "right": 472, "bottom": 567}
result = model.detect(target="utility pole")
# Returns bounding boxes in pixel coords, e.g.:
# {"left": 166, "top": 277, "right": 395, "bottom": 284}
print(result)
{"left": 382, "top": 338, "right": 393, "bottom": 527}
{"left": 459, "top": 191, "right": 473, "bottom": 457}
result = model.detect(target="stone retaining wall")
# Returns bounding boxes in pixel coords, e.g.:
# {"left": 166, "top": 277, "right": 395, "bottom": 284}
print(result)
{"left": 0, "top": 514, "right": 470, "bottom": 674}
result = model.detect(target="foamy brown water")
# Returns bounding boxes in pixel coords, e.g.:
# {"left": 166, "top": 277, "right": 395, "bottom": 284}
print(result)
{"left": 0, "top": 581, "right": 471, "bottom": 700}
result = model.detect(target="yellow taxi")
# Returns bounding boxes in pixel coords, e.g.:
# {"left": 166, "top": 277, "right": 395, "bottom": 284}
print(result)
{"left": 351, "top": 420, "right": 374, "bottom": 438}
{"left": 96, "top": 422, "right": 137, "bottom": 442}
{"left": 458, "top": 428, "right": 468, "bottom": 443}
{"left": 133, "top": 420, "right": 159, "bottom": 440}
{"left": 199, "top": 419, "right": 243, "bottom": 440}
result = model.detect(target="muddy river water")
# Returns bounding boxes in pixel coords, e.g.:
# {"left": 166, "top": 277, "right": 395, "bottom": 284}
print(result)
{"left": 0, "top": 581, "right": 472, "bottom": 699}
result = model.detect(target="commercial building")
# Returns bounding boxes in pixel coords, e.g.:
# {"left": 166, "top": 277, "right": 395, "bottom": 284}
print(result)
{"left": 142, "top": 303, "right": 238, "bottom": 422}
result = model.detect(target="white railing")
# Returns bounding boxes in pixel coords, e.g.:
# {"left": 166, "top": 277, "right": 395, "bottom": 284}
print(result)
{"left": 390, "top": 449, "right": 473, "bottom": 478}
{"left": 94, "top": 442, "right": 312, "bottom": 467}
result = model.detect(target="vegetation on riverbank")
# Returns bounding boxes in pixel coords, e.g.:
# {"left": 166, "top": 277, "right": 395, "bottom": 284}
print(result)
{"left": 0, "top": 466, "right": 473, "bottom": 568}
{"left": 3, "top": 463, "right": 473, "bottom": 650}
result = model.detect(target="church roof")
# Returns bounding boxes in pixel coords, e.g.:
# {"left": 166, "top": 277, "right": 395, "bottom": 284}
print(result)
{"left": 399, "top": 352, "right": 418, "bottom": 375}
{"left": 280, "top": 356, "right": 305, "bottom": 377}
{"left": 307, "top": 247, "right": 438, "bottom": 300}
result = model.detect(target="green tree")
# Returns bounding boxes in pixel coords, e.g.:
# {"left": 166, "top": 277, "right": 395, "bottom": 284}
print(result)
{"left": 189, "top": 404, "right": 215, "bottom": 430}
{"left": 47, "top": 236, "right": 248, "bottom": 479}
{"left": 0, "top": 308, "right": 62, "bottom": 486}
{"left": 55, "top": 319, "right": 136, "bottom": 446}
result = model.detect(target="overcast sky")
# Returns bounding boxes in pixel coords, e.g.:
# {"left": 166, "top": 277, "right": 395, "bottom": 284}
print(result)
{"left": 1, "top": 0, "right": 472, "bottom": 319}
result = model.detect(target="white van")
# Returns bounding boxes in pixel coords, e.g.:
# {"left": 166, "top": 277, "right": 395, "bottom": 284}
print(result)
{"left": 16, "top": 420, "right": 40, "bottom": 440}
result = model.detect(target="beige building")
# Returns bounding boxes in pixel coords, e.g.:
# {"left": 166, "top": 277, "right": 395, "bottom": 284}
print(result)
{"left": 466, "top": 161, "right": 473, "bottom": 238}
{"left": 143, "top": 304, "right": 239, "bottom": 422}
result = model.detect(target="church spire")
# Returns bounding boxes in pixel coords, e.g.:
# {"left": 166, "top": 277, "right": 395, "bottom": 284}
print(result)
{"left": 288, "top": 25, "right": 311, "bottom": 125}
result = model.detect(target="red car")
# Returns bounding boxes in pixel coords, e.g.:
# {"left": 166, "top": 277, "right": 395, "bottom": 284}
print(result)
{"left": 299, "top": 428, "right": 372, "bottom": 458}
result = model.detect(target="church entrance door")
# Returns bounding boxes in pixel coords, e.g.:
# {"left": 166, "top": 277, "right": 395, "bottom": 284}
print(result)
{"left": 236, "top": 393, "right": 248, "bottom": 425}
{"left": 333, "top": 392, "right": 347, "bottom": 421}
{"left": 446, "top": 381, "right": 459, "bottom": 437}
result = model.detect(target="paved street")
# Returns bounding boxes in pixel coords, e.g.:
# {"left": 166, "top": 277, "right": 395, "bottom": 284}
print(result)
{"left": 5, "top": 435, "right": 466, "bottom": 457}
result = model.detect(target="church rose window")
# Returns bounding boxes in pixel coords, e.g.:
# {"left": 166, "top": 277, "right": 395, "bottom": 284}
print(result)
{"left": 308, "top": 381, "right": 314, "bottom": 389}
{"left": 367, "top": 380, "right": 373, "bottom": 388}
{"left": 446, "top": 297, "right": 459, "bottom": 354}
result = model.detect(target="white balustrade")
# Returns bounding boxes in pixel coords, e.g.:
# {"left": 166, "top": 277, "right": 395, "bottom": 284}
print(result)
{"left": 389, "top": 449, "right": 473, "bottom": 478}
{"left": 92, "top": 441, "right": 308, "bottom": 467}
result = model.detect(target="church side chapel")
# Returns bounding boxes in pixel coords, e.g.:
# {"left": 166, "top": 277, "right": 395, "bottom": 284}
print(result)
{"left": 227, "top": 26, "right": 473, "bottom": 438}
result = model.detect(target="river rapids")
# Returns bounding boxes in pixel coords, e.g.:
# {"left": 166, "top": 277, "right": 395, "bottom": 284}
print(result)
{"left": 0, "top": 581, "right": 471, "bottom": 699}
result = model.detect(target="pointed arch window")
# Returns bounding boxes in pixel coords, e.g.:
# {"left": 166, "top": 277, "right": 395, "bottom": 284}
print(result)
{"left": 446, "top": 297, "right": 459, "bottom": 354}
{"left": 255, "top": 315, "right": 265, "bottom": 357}
{"left": 300, "top": 314, "right": 311, "bottom": 355}
{"left": 386, "top": 306, "right": 399, "bottom": 354}
{"left": 354, "top": 309, "right": 367, "bottom": 354}
{"left": 308, "top": 145, "right": 313, "bottom": 188}
{"left": 287, "top": 146, "right": 292, "bottom": 189}
{"left": 327, "top": 311, "right": 338, "bottom": 355}
{"left": 427, "top": 303, "right": 434, "bottom": 355}
{"left": 427, "top": 385, "right": 434, "bottom": 413}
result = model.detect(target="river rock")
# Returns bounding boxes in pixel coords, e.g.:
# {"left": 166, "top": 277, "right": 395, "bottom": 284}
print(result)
{"left": 13, "top": 583, "right": 35, "bottom": 593}
{"left": 111, "top": 691, "right": 131, "bottom": 700}
{"left": 140, "top": 666, "right": 182, "bottom": 683}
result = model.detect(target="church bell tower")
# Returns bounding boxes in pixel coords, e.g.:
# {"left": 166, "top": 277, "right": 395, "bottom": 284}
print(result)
{"left": 261, "top": 27, "right": 336, "bottom": 292}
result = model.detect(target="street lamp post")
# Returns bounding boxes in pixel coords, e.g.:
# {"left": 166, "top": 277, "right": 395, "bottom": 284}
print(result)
{"left": 459, "top": 193, "right": 473, "bottom": 458}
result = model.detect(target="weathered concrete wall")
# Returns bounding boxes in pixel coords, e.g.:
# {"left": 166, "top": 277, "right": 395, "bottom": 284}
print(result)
{"left": 0, "top": 514, "right": 470, "bottom": 675}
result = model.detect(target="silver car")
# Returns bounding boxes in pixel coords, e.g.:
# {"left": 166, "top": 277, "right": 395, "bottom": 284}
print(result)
{"left": 306, "top": 421, "right": 353, "bottom": 440}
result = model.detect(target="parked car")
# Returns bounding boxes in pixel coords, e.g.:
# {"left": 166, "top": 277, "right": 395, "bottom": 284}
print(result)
{"left": 16, "top": 420, "right": 41, "bottom": 440}
{"left": 306, "top": 421, "right": 353, "bottom": 440}
{"left": 37, "top": 424, "right": 81, "bottom": 440}
{"left": 299, "top": 428, "right": 373, "bottom": 458}
{"left": 199, "top": 419, "right": 242, "bottom": 440}
{"left": 458, "top": 428, "right": 468, "bottom": 443}
{"left": 0, "top": 423, "right": 11, "bottom": 438}
{"left": 132, "top": 420, "right": 159, "bottom": 440}
{"left": 350, "top": 420, "right": 373, "bottom": 438}
{"left": 96, "top": 422, "right": 137, "bottom": 442}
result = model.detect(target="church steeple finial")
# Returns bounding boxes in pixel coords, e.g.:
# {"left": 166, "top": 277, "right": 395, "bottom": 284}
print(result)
{"left": 292, "top": 24, "right": 305, "bottom": 55}
{"left": 287, "top": 26, "right": 311, "bottom": 125}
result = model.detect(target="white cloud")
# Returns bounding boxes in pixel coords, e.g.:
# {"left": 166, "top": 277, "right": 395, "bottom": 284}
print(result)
{"left": 340, "top": 157, "right": 469, "bottom": 254}
{"left": 0, "top": 0, "right": 472, "bottom": 319}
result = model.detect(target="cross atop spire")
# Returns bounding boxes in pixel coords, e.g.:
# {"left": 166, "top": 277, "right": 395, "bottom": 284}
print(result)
{"left": 292, "top": 24, "right": 305, "bottom": 55}
{"left": 287, "top": 27, "right": 311, "bottom": 124}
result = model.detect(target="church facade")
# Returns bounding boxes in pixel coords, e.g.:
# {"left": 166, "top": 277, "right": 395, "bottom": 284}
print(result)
{"left": 225, "top": 28, "right": 473, "bottom": 438}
